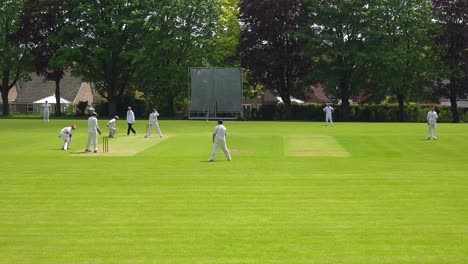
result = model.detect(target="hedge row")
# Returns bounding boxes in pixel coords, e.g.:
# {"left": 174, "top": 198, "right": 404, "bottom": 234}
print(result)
{"left": 248, "top": 103, "right": 468, "bottom": 123}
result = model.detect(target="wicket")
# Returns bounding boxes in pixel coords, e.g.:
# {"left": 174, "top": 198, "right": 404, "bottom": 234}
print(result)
{"left": 102, "top": 136, "right": 109, "bottom": 153}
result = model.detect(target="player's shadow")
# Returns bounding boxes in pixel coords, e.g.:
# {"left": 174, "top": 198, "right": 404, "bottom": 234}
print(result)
{"left": 200, "top": 160, "right": 230, "bottom": 162}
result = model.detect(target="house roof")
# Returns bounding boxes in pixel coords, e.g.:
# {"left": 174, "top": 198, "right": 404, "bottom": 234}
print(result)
{"left": 8, "top": 86, "right": 19, "bottom": 102}
{"left": 262, "top": 90, "right": 280, "bottom": 104}
{"left": 14, "top": 72, "right": 89, "bottom": 104}
{"left": 242, "top": 98, "right": 262, "bottom": 104}
{"left": 33, "top": 95, "right": 71, "bottom": 104}
{"left": 305, "top": 84, "right": 332, "bottom": 103}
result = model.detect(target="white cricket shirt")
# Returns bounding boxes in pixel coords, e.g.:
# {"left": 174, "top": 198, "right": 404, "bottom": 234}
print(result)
{"left": 213, "top": 124, "right": 227, "bottom": 141}
{"left": 88, "top": 116, "right": 100, "bottom": 132}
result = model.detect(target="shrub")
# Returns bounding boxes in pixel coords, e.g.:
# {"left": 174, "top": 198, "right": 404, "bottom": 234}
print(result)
{"left": 252, "top": 103, "right": 457, "bottom": 122}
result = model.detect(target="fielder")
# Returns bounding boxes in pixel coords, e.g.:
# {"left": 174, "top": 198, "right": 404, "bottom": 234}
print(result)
{"left": 85, "top": 112, "right": 102, "bottom": 153}
{"left": 107, "top": 115, "right": 119, "bottom": 138}
{"left": 323, "top": 103, "right": 334, "bottom": 126}
{"left": 144, "top": 108, "right": 163, "bottom": 138}
{"left": 208, "top": 120, "right": 231, "bottom": 162}
{"left": 42, "top": 100, "right": 51, "bottom": 123}
{"left": 427, "top": 106, "right": 438, "bottom": 140}
{"left": 59, "top": 124, "right": 76, "bottom": 150}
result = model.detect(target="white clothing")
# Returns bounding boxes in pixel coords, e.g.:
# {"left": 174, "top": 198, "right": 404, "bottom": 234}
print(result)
{"left": 149, "top": 111, "right": 160, "bottom": 125}
{"left": 323, "top": 105, "right": 334, "bottom": 114}
{"left": 86, "top": 131, "right": 98, "bottom": 151}
{"left": 59, "top": 126, "right": 72, "bottom": 150}
{"left": 213, "top": 124, "right": 227, "bottom": 141}
{"left": 209, "top": 139, "right": 231, "bottom": 161}
{"left": 88, "top": 116, "right": 99, "bottom": 132}
{"left": 145, "top": 111, "right": 163, "bottom": 138}
{"left": 107, "top": 118, "right": 117, "bottom": 129}
{"left": 427, "top": 110, "right": 438, "bottom": 139}
{"left": 427, "top": 110, "right": 438, "bottom": 124}
{"left": 107, "top": 118, "right": 118, "bottom": 137}
{"left": 127, "top": 110, "right": 135, "bottom": 124}
{"left": 323, "top": 106, "right": 334, "bottom": 126}
{"left": 86, "top": 116, "right": 100, "bottom": 151}
{"left": 209, "top": 124, "right": 231, "bottom": 161}
{"left": 42, "top": 103, "right": 51, "bottom": 122}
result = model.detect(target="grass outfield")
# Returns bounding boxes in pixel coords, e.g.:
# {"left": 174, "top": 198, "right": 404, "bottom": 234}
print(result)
{"left": 0, "top": 119, "right": 466, "bottom": 264}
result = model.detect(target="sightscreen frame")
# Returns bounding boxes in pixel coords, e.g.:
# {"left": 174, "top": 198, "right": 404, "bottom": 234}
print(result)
{"left": 188, "top": 67, "right": 243, "bottom": 120}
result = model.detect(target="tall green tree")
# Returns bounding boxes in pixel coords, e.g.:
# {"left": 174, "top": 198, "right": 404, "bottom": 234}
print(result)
{"left": 54, "top": 0, "right": 150, "bottom": 115}
{"left": 14, "top": 0, "right": 66, "bottom": 115}
{"left": 365, "top": 0, "right": 440, "bottom": 121}
{"left": 0, "top": 0, "right": 33, "bottom": 116}
{"left": 211, "top": 0, "right": 240, "bottom": 66}
{"left": 213, "top": 0, "right": 263, "bottom": 101}
{"left": 136, "top": 0, "right": 220, "bottom": 114}
{"left": 299, "top": 0, "right": 372, "bottom": 120}
{"left": 432, "top": 0, "right": 467, "bottom": 122}
{"left": 239, "top": 0, "right": 309, "bottom": 110}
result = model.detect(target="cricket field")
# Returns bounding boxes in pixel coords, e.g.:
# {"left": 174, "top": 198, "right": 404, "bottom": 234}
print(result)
{"left": 0, "top": 119, "right": 466, "bottom": 264}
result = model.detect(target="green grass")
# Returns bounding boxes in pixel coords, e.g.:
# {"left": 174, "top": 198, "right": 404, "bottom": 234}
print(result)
{"left": 0, "top": 119, "right": 466, "bottom": 264}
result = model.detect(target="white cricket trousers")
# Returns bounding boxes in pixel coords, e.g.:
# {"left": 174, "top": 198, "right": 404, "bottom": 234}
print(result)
{"left": 86, "top": 131, "right": 98, "bottom": 151}
{"left": 209, "top": 139, "right": 231, "bottom": 161}
{"left": 427, "top": 122, "right": 437, "bottom": 139}
{"left": 43, "top": 111, "right": 49, "bottom": 123}
{"left": 145, "top": 123, "right": 163, "bottom": 137}
{"left": 60, "top": 134, "right": 71, "bottom": 149}
{"left": 325, "top": 113, "right": 333, "bottom": 126}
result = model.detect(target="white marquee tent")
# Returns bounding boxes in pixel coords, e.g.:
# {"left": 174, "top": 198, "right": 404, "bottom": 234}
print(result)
{"left": 33, "top": 95, "right": 72, "bottom": 114}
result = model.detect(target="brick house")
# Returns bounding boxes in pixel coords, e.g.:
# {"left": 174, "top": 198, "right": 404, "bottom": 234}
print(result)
{"left": 3, "top": 72, "right": 96, "bottom": 114}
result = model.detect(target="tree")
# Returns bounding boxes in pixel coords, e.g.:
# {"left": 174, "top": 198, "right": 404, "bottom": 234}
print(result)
{"left": 239, "top": 0, "right": 309, "bottom": 110}
{"left": 54, "top": 0, "right": 150, "bottom": 115}
{"left": 299, "top": 0, "right": 373, "bottom": 120}
{"left": 0, "top": 0, "right": 33, "bottom": 116}
{"left": 365, "top": 0, "right": 440, "bottom": 121}
{"left": 135, "top": 0, "right": 220, "bottom": 114}
{"left": 14, "top": 0, "right": 66, "bottom": 115}
{"left": 432, "top": 0, "right": 468, "bottom": 122}
{"left": 211, "top": 0, "right": 241, "bottom": 66}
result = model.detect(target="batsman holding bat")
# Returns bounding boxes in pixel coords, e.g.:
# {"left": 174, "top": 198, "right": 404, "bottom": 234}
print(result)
{"left": 59, "top": 124, "right": 76, "bottom": 150}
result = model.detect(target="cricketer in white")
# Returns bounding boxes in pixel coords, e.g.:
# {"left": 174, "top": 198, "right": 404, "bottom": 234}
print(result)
{"left": 59, "top": 124, "right": 76, "bottom": 150}
{"left": 107, "top": 115, "right": 119, "bottom": 138}
{"left": 144, "top": 108, "right": 163, "bottom": 138}
{"left": 209, "top": 120, "right": 231, "bottom": 162}
{"left": 42, "top": 101, "right": 51, "bottom": 123}
{"left": 323, "top": 104, "right": 334, "bottom": 126}
{"left": 427, "top": 106, "right": 438, "bottom": 140}
{"left": 85, "top": 112, "right": 102, "bottom": 153}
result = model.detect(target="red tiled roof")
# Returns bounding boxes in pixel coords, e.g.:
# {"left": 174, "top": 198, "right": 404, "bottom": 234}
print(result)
{"left": 305, "top": 83, "right": 332, "bottom": 103}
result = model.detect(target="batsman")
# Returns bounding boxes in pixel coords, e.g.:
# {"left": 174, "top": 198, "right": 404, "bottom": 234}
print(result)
{"left": 59, "top": 124, "right": 76, "bottom": 150}
{"left": 107, "top": 115, "right": 119, "bottom": 138}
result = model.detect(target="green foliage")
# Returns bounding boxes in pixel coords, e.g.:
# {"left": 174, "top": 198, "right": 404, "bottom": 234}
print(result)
{"left": 239, "top": 0, "right": 309, "bottom": 107}
{"left": 431, "top": 0, "right": 468, "bottom": 122}
{"left": 298, "top": 0, "right": 441, "bottom": 121}
{"left": 0, "top": 0, "right": 33, "bottom": 116}
{"left": 135, "top": 0, "right": 221, "bottom": 115}
{"left": 363, "top": 0, "right": 441, "bottom": 120}
{"left": 254, "top": 102, "right": 460, "bottom": 122}
{"left": 53, "top": 0, "right": 151, "bottom": 115}
{"left": 242, "top": 68, "right": 263, "bottom": 99}
{"left": 299, "top": 0, "right": 375, "bottom": 117}
{"left": 210, "top": 0, "right": 240, "bottom": 66}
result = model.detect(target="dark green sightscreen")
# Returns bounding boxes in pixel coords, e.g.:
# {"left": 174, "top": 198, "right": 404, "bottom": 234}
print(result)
{"left": 189, "top": 67, "right": 242, "bottom": 119}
